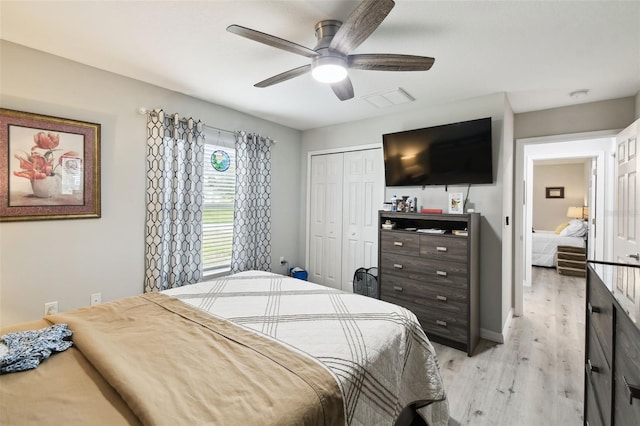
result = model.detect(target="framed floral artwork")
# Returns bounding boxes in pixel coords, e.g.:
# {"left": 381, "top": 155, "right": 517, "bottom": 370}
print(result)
{"left": 0, "top": 108, "right": 101, "bottom": 222}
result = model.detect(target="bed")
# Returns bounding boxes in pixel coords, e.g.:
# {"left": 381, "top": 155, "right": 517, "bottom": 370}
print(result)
{"left": 532, "top": 231, "right": 586, "bottom": 267}
{"left": 0, "top": 271, "right": 449, "bottom": 426}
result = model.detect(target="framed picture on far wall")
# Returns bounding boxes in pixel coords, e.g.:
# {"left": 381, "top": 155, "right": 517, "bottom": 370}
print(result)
{"left": 0, "top": 108, "right": 101, "bottom": 222}
{"left": 545, "top": 186, "right": 564, "bottom": 199}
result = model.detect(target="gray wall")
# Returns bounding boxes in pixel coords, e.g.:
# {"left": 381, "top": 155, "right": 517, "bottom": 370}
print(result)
{"left": 514, "top": 97, "right": 637, "bottom": 140}
{"left": 636, "top": 91, "right": 640, "bottom": 119}
{"left": 300, "top": 93, "right": 511, "bottom": 338}
{"left": 0, "top": 41, "right": 302, "bottom": 326}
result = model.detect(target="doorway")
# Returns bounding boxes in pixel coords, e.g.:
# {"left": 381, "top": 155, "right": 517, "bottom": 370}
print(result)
{"left": 513, "top": 131, "right": 617, "bottom": 316}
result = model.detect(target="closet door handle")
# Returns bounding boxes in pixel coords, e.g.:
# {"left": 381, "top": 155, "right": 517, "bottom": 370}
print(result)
{"left": 393, "top": 286, "right": 403, "bottom": 292}
{"left": 588, "top": 302, "right": 600, "bottom": 315}
{"left": 393, "top": 264, "right": 403, "bottom": 269}
{"left": 623, "top": 376, "right": 640, "bottom": 405}
{"left": 436, "top": 246, "right": 448, "bottom": 252}
{"left": 394, "top": 241, "right": 404, "bottom": 247}
{"left": 436, "top": 320, "right": 447, "bottom": 327}
{"left": 436, "top": 270, "right": 447, "bottom": 277}
{"left": 436, "top": 295, "right": 448, "bottom": 302}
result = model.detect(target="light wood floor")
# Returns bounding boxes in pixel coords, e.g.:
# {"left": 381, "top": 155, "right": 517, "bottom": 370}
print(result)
{"left": 432, "top": 266, "right": 585, "bottom": 426}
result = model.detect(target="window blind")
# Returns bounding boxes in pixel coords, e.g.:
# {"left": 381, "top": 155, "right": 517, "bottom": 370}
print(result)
{"left": 202, "top": 140, "right": 236, "bottom": 272}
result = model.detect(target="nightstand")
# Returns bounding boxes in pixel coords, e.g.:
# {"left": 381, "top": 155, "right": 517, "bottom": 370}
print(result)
{"left": 557, "top": 245, "right": 586, "bottom": 277}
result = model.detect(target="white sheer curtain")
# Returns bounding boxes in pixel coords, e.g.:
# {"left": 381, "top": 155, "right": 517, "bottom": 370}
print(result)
{"left": 231, "top": 132, "right": 272, "bottom": 273}
{"left": 144, "top": 109, "right": 204, "bottom": 292}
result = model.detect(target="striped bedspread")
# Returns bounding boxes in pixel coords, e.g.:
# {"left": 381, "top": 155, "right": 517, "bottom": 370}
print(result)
{"left": 163, "top": 271, "right": 449, "bottom": 426}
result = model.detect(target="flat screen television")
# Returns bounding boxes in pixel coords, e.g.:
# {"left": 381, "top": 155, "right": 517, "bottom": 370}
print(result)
{"left": 382, "top": 117, "right": 493, "bottom": 186}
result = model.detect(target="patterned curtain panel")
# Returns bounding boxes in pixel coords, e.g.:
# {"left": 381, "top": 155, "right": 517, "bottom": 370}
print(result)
{"left": 231, "top": 132, "right": 272, "bottom": 273}
{"left": 145, "top": 110, "right": 204, "bottom": 292}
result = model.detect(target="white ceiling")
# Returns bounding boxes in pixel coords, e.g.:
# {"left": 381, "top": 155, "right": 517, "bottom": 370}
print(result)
{"left": 1, "top": 0, "right": 639, "bottom": 131}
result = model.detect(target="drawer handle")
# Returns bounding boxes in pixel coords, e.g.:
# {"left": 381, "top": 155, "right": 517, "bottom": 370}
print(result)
{"left": 436, "top": 270, "right": 448, "bottom": 277}
{"left": 586, "top": 359, "right": 600, "bottom": 374}
{"left": 436, "top": 246, "right": 448, "bottom": 252}
{"left": 623, "top": 376, "right": 640, "bottom": 405}
{"left": 588, "top": 302, "right": 601, "bottom": 315}
{"left": 436, "top": 295, "right": 447, "bottom": 302}
{"left": 393, "top": 263, "right": 403, "bottom": 269}
{"left": 393, "top": 286, "right": 403, "bottom": 292}
{"left": 436, "top": 320, "right": 447, "bottom": 327}
{"left": 393, "top": 241, "right": 404, "bottom": 247}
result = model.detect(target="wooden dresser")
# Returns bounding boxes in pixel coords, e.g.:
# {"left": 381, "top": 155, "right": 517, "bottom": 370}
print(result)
{"left": 378, "top": 211, "right": 480, "bottom": 356}
{"left": 585, "top": 262, "right": 640, "bottom": 426}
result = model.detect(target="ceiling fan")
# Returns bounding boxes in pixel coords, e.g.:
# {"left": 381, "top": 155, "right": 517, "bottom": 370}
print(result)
{"left": 227, "top": 0, "right": 435, "bottom": 101}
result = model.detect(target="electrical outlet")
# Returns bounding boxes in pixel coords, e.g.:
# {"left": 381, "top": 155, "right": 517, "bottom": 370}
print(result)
{"left": 44, "top": 301, "right": 58, "bottom": 316}
{"left": 90, "top": 292, "right": 102, "bottom": 306}
{"left": 280, "top": 256, "right": 286, "bottom": 264}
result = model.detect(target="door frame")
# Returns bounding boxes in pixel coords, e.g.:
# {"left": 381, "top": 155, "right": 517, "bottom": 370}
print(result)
{"left": 305, "top": 143, "right": 383, "bottom": 280}
{"left": 513, "top": 130, "right": 617, "bottom": 316}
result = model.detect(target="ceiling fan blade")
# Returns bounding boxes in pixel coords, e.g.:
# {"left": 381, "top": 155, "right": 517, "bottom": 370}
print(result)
{"left": 329, "top": 0, "right": 395, "bottom": 54}
{"left": 254, "top": 64, "right": 311, "bottom": 88}
{"left": 330, "top": 77, "right": 355, "bottom": 101}
{"left": 348, "top": 54, "right": 435, "bottom": 71}
{"left": 227, "top": 24, "right": 319, "bottom": 59}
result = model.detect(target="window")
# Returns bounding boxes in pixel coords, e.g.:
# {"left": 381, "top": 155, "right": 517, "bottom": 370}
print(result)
{"left": 203, "top": 133, "right": 236, "bottom": 273}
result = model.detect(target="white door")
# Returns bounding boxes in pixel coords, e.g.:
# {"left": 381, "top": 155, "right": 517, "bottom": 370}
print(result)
{"left": 309, "top": 153, "right": 343, "bottom": 288}
{"left": 614, "top": 119, "right": 639, "bottom": 265}
{"left": 341, "top": 149, "right": 384, "bottom": 292}
{"left": 587, "top": 158, "right": 597, "bottom": 260}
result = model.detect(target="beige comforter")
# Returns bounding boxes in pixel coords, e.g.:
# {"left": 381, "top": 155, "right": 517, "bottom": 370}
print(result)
{"left": 0, "top": 293, "right": 344, "bottom": 425}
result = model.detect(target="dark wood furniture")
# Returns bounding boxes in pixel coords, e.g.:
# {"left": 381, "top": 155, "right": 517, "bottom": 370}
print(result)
{"left": 557, "top": 245, "right": 587, "bottom": 277}
{"left": 585, "top": 262, "right": 640, "bottom": 426}
{"left": 378, "top": 211, "right": 480, "bottom": 356}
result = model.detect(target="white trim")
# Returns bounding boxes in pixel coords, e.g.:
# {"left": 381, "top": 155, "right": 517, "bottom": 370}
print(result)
{"left": 480, "top": 308, "right": 512, "bottom": 344}
{"left": 307, "top": 143, "right": 382, "bottom": 157}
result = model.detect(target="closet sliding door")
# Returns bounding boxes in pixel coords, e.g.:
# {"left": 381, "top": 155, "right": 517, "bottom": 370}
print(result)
{"left": 309, "top": 153, "right": 343, "bottom": 289}
{"left": 308, "top": 148, "right": 383, "bottom": 292}
{"left": 341, "top": 150, "right": 384, "bottom": 291}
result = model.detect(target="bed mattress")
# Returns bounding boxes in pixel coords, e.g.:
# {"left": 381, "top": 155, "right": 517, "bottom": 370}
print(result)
{"left": 532, "top": 230, "right": 586, "bottom": 267}
{"left": 164, "top": 270, "right": 449, "bottom": 425}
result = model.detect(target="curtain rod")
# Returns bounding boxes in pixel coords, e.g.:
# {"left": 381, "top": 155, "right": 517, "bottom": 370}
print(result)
{"left": 137, "top": 107, "right": 275, "bottom": 144}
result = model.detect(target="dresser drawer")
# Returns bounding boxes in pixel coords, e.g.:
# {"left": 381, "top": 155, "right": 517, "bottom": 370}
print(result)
{"left": 381, "top": 232, "right": 420, "bottom": 256}
{"left": 588, "top": 277, "right": 613, "bottom": 362}
{"left": 614, "top": 310, "right": 640, "bottom": 426}
{"left": 415, "top": 305, "right": 467, "bottom": 344}
{"left": 380, "top": 252, "right": 428, "bottom": 279}
{"left": 419, "top": 235, "right": 467, "bottom": 263}
{"left": 381, "top": 252, "right": 468, "bottom": 289}
{"left": 585, "top": 377, "right": 605, "bottom": 426}
{"left": 383, "top": 294, "right": 467, "bottom": 343}
{"left": 380, "top": 274, "right": 467, "bottom": 316}
{"left": 587, "top": 322, "right": 612, "bottom": 426}
{"left": 420, "top": 257, "right": 468, "bottom": 289}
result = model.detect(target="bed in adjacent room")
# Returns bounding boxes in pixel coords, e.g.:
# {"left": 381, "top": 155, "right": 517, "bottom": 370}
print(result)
{"left": 0, "top": 271, "right": 448, "bottom": 426}
{"left": 531, "top": 219, "right": 587, "bottom": 267}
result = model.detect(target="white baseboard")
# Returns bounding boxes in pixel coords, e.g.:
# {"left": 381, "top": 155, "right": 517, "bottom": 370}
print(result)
{"left": 480, "top": 308, "right": 513, "bottom": 344}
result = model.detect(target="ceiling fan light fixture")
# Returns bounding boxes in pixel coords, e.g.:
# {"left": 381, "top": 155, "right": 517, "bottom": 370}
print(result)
{"left": 311, "top": 56, "right": 348, "bottom": 83}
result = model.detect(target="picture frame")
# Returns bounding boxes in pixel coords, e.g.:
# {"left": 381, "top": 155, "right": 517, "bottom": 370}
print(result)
{"left": 0, "top": 108, "right": 101, "bottom": 222}
{"left": 448, "top": 192, "right": 464, "bottom": 214}
{"left": 545, "top": 187, "right": 564, "bottom": 199}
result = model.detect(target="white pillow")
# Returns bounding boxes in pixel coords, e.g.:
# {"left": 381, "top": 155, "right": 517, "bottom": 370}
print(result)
{"left": 560, "top": 219, "right": 587, "bottom": 237}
